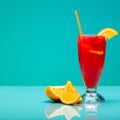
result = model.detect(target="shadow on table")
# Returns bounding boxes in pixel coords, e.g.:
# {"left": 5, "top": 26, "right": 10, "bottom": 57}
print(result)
{"left": 43, "top": 100, "right": 55, "bottom": 103}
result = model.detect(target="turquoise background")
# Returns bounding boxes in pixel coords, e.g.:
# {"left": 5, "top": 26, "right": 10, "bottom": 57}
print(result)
{"left": 0, "top": 0, "right": 120, "bottom": 86}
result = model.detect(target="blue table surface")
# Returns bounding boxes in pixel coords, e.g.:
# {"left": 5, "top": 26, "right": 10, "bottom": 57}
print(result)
{"left": 0, "top": 86, "right": 120, "bottom": 120}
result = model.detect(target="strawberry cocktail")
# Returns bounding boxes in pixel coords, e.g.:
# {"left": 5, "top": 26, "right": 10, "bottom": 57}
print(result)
{"left": 78, "top": 34, "right": 106, "bottom": 103}
{"left": 75, "top": 10, "right": 118, "bottom": 105}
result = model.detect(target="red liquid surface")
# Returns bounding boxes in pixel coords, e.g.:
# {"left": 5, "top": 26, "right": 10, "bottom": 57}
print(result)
{"left": 78, "top": 35, "right": 106, "bottom": 88}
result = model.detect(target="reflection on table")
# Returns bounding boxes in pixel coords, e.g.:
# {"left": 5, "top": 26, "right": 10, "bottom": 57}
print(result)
{"left": 85, "top": 113, "right": 98, "bottom": 120}
{"left": 84, "top": 102, "right": 99, "bottom": 120}
{"left": 44, "top": 103, "right": 82, "bottom": 120}
{"left": 44, "top": 99, "right": 104, "bottom": 120}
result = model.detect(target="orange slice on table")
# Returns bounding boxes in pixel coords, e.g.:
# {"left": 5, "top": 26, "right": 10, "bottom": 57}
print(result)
{"left": 45, "top": 86, "right": 65, "bottom": 101}
{"left": 60, "top": 81, "right": 82, "bottom": 104}
{"left": 74, "top": 97, "right": 83, "bottom": 104}
{"left": 60, "top": 92, "right": 80, "bottom": 105}
{"left": 64, "top": 81, "right": 82, "bottom": 101}
{"left": 53, "top": 86, "right": 65, "bottom": 96}
{"left": 45, "top": 81, "right": 83, "bottom": 104}
{"left": 64, "top": 81, "right": 79, "bottom": 94}
{"left": 98, "top": 28, "right": 118, "bottom": 39}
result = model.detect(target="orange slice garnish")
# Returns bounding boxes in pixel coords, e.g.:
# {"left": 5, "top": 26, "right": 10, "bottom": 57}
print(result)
{"left": 98, "top": 28, "right": 118, "bottom": 39}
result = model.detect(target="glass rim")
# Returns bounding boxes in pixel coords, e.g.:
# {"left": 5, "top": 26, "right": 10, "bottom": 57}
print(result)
{"left": 78, "top": 34, "right": 105, "bottom": 36}
{"left": 77, "top": 34, "right": 107, "bottom": 39}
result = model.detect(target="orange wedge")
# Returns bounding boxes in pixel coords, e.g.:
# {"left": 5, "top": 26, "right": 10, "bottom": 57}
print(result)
{"left": 64, "top": 81, "right": 79, "bottom": 94}
{"left": 98, "top": 28, "right": 118, "bottom": 39}
{"left": 45, "top": 81, "right": 83, "bottom": 104}
{"left": 60, "top": 81, "right": 82, "bottom": 104}
{"left": 75, "top": 97, "right": 83, "bottom": 104}
{"left": 45, "top": 86, "right": 65, "bottom": 101}
{"left": 60, "top": 92, "right": 80, "bottom": 105}
{"left": 53, "top": 86, "right": 65, "bottom": 97}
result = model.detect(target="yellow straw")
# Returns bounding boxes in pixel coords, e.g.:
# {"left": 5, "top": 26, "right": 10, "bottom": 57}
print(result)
{"left": 74, "top": 10, "right": 82, "bottom": 37}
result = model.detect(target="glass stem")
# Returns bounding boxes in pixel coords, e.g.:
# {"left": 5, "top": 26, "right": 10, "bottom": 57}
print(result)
{"left": 85, "top": 87, "right": 97, "bottom": 103}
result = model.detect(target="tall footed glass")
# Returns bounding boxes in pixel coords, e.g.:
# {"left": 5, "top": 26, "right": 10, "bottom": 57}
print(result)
{"left": 78, "top": 34, "right": 106, "bottom": 105}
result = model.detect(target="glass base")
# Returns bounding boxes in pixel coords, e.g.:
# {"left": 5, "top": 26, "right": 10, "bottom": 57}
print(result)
{"left": 82, "top": 88, "right": 105, "bottom": 104}
{"left": 82, "top": 92, "right": 105, "bottom": 112}
{"left": 82, "top": 93, "right": 105, "bottom": 104}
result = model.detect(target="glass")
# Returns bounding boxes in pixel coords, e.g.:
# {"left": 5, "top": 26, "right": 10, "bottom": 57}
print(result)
{"left": 78, "top": 34, "right": 106, "bottom": 104}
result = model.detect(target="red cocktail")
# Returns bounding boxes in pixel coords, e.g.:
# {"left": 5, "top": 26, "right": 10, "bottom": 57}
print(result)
{"left": 78, "top": 34, "right": 106, "bottom": 103}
